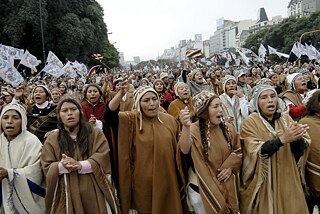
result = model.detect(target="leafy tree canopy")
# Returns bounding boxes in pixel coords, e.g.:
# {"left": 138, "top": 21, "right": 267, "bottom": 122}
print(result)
{"left": 0, "top": 0, "right": 119, "bottom": 68}
{"left": 244, "top": 11, "right": 320, "bottom": 63}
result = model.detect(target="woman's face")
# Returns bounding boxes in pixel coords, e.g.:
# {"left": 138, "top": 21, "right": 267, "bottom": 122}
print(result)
{"left": 238, "top": 74, "right": 246, "bottom": 83}
{"left": 140, "top": 92, "right": 159, "bottom": 119}
{"left": 59, "top": 85, "right": 66, "bottom": 93}
{"left": 225, "top": 80, "right": 237, "bottom": 96}
{"left": 59, "top": 102, "right": 80, "bottom": 129}
{"left": 51, "top": 91, "right": 61, "bottom": 104}
{"left": 86, "top": 86, "right": 100, "bottom": 104}
{"left": 194, "top": 71, "right": 203, "bottom": 83}
{"left": 77, "top": 82, "right": 84, "bottom": 90}
{"left": 177, "top": 83, "right": 190, "bottom": 100}
{"left": 4, "top": 95, "right": 13, "bottom": 104}
{"left": 1, "top": 109, "right": 21, "bottom": 141}
{"left": 303, "top": 72, "right": 311, "bottom": 81}
{"left": 271, "top": 74, "right": 279, "bottom": 85}
{"left": 294, "top": 75, "right": 307, "bottom": 92}
{"left": 154, "top": 82, "right": 164, "bottom": 93}
{"left": 141, "top": 80, "right": 149, "bottom": 86}
{"left": 208, "top": 98, "right": 223, "bottom": 125}
{"left": 33, "top": 86, "right": 49, "bottom": 105}
{"left": 258, "top": 90, "right": 278, "bottom": 119}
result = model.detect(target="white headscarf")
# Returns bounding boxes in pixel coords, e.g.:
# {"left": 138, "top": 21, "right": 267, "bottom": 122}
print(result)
{"left": 0, "top": 103, "right": 27, "bottom": 135}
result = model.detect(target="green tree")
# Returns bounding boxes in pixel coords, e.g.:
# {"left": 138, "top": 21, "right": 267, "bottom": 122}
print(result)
{"left": 244, "top": 11, "right": 320, "bottom": 63}
{"left": 0, "top": 0, "right": 119, "bottom": 68}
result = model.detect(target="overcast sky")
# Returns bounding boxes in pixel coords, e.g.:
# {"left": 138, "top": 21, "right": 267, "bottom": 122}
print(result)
{"left": 97, "top": 0, "right": 289, "bottom": 61}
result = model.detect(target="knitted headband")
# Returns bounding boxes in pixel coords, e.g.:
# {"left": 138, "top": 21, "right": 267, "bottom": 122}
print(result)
{"left": 133, "top": 86, "right": 162, "bottom": 131}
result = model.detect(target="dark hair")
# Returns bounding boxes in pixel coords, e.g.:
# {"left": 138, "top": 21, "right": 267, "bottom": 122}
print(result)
{"left": 83, "top": 83, "right": 103, "bottom": 99}
{"left": 56, "top": 98, "right": 93, "bottom": 158}
{"left": 35, "top": 85, "right": 51, "bottom": 98}
{"left": 199, "top": 115, "right": 233, "bottom": 160}
{"left": 199, "top": 118, "right": 209, "bottom": 160}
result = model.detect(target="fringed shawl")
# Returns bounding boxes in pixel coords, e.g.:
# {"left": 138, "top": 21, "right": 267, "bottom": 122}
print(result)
{"left": 0, "top": 131, "right": 45, "bottom": 213}
{"left": 219, "top": 94, "right": 243, "bottom": 133}
{"left": 41, "top": 128, "right": 119, "bottom": 214}
{"left": 117, "top": 111, "right": 185, "bottom": 214}
{"left": 240, "top": 112, "right": 310, "bottom": 214}
{"left": 300, "top": 115, "right": 320, "bottom": 196}
{"left": 190, "top": 122, "right": 242, "bottom": 213}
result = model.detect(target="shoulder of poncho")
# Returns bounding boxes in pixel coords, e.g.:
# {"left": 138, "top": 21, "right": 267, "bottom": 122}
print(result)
{"left": 243, "top": 112, "right": 260, "bottom": 124}
{"left": 159, "top": 111, "right": 176, "bottom": 123}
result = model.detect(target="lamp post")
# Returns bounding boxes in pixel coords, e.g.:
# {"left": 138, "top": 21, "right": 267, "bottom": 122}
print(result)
{"left": 298, "top": 29, "right": 320, "bottom": 67}
{"left": 39, "top": 0, "right": 46, "bottom": 63}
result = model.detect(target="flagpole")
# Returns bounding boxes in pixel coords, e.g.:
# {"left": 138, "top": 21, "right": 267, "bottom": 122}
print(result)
{"left": 39, "top": 0, "right": 46, "bottom": 63}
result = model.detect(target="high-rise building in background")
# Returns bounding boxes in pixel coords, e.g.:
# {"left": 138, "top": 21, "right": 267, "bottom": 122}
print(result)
{"left": 119, "top": 52, "right": 125, "bottom": 65}
{"left": 194, "top": 34, "right": 202, "bottom": 41}
{"left": 288, "top": 0, "right": 320, "bottom": 18}
{"left": 133, "top": 56, "right": 140, "bottom": 64}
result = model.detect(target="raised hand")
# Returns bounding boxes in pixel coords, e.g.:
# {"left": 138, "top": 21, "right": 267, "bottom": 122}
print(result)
{"left": 179, "top": 106, "right": 191, "bottom": 127}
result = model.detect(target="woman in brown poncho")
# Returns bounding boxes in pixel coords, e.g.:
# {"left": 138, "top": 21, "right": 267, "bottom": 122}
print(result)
{"left": 104, "top": 82, "right": 185, "bottom": 214}
{"left": 240, "top": 85, "right": 310, "bottom": 214}
{"left": 300, "top": 89, "right": 320, "bottom": 213}
{"left": 41, "top": 98, "right": 119, "bottom": 214}
{"left": 179, "top": 90, "right": 242, "bottom": 213}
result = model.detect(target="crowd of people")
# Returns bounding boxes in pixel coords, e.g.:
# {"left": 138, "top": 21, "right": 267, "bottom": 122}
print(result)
{"left": 0, "top": 61, "right": 319, "bottom": 213}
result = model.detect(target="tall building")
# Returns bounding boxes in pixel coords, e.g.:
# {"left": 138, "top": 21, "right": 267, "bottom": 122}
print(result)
{"left": 195, "top": 34, "right": 202, "bottom": 41}
{"left": 288, "top": 0, "right": 320, "bottom": 18}
{"left": 133, "top": 56, "right": 140, "bottom": 64}
{"left": 160, "top": 47, "right": 176, "bottom": 60}
{"left": 209, "top": 18, "right": 256, "bottom": 55}
{"left": 119, "top": 52, "right": 125, "bottom": 65}
{"left": 248, "top": 8, "right": 283, "bottom": 35}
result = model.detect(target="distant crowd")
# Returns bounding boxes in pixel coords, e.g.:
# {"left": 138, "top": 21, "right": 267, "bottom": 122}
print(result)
{"left": 0, "top": 61, "right": 319, "bottom": 213}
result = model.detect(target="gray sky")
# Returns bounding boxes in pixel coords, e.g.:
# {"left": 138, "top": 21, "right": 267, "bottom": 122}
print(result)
{"left": 97, "top": 0, "right": 289, "bottom": 61}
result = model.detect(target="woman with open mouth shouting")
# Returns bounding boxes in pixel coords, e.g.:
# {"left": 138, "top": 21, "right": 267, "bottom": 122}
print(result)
{"left": 240, "top": 85, "right": 310, "bottom": 213}
{"left": 0, "top": 104, "right": 45, "bottom": 213}
{"left": 179, "top": 90, "right": 242, "bottom": 214}
{"left": 13, "top": 84, "right": 58, "bottom": 143}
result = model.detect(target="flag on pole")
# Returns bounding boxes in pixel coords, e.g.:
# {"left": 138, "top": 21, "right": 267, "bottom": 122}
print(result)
{"left": 291, "top": 42, "right": 301, "bottom": 58}
{"left": 20, "top": 50, "right": 41, "bottom": 68}
{"left": 87, "top": 65, "right": 101, "bottom": 77}
{"left": 237, "top": 48, "right": 250, "bottom": 66}
{"left": 5, "top": 46, "right": 24, "bottom": 60}
{"left": 186, "top": 49, "right": 202, "bottom": 58}
{"left": 0, "top": 59, "right": 24, "bottom": 87}
{"left": 46, "top": 51, "right": 63, "bottom": 67}
{"left": 62, "top": 61, "right": 78, "bottom": 78}
{"left": 268, "top": 45, "right": 289, "bottom": 58}
{"left": 258, "top": 44, "right": 267, "bottom": 58}
{"left": 305, "top": 43, "right": 320, "bottom": 60}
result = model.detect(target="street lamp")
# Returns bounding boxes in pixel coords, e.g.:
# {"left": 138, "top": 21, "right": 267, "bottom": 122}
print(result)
{"left": 39, "top": 0, "right": 46, "bottom": 63}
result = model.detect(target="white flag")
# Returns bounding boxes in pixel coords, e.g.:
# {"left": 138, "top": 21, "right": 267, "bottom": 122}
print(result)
{"left": 258, "top": 44, "right": 267, "bottom": 58}
{"left": 0, "top": 59, "right": 24, "bottom": 87}
{"left": 291, "top": 42, "right": 301, "bottom": 58}
{"left": 42, "top": 63, "right": 64, "bottom": 78}
{"left": 268, "top": 45, "right": 289, "bottom": 58}
{"left": 297, "top": 42, "right": 307, "bottom": 56}
{"left": 268, "top": 46, "right": 277, "bottom": 54}
{"left": 237, "top": 48, "right": 250, "bottom": 66}
{"left": 62, "top": 61, "right": 78, "bottom": 78}
{"left": 20, "top": 50, "right": 40, "bottom": 68}
{"left": 46, "top": 51, "right": 63, "bottom": 67}
{"left": 305, "top": 44, "right": 320, "bottom": 60}
{"left": 200, "top": 57, "right": 206, "bottom": 63}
